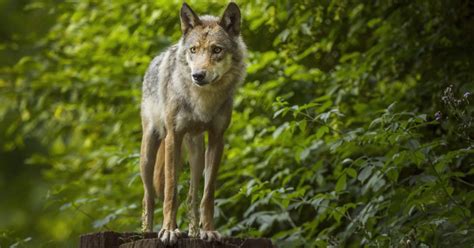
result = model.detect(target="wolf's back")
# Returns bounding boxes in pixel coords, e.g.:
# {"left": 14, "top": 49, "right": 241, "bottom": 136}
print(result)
{"left": 142, "top": 46, "right": 180, "bottom": 102}
{"left": 142, "top": 53, "right": 164, "bottom": 101}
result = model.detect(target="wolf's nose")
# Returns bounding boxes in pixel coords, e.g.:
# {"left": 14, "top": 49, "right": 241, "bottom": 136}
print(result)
{"left": 192, "top": 72, "right": 206, "bottom": 82}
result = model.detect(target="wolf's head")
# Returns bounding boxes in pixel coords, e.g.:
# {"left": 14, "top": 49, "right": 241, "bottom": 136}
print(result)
{"left": 179, "top": 3, "right": 242, "bottom": 87}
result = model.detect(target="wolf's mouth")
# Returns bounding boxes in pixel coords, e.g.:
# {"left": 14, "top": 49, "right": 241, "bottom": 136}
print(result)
{"left": 192, "top": 75, "right": 219, "bottom": 87}
{"left": 193, "top": 80, "right": 210, "bottom": 87}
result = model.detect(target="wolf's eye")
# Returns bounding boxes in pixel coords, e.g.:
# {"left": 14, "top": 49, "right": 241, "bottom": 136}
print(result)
{"left": 212, "top": 47, "right": 222, "bottom": 54}
{"left": 190, "top": 47, "right": 197, "bottom": 54}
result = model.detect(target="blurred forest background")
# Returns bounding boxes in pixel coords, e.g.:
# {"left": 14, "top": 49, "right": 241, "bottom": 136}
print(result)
{"left": 1, "top": 0, "right": 473, "bottom": 247}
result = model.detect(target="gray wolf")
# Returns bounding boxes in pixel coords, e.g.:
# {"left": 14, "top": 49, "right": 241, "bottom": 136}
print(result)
{"left": 139, "top": 2, "right": 246, "bottom": 245}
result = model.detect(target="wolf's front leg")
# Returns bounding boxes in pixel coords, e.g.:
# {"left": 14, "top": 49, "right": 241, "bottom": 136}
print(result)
{"left": 159, "top": 131, "right": 183, "bottom": 245}
{"left": 185, "top": 134, "right": 205, "bottom": 238}
{"left": 200, "top": 130, "right": 224, "bottom": 241}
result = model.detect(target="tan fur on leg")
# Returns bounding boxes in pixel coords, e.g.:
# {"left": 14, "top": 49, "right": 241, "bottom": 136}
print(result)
{"left": 153, "top": 140, "right": 165, "bottom": 200}
{"left": 159, "top": 130, "right": 184, "bottom": 244}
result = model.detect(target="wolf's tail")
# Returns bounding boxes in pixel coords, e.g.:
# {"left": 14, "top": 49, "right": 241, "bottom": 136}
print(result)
{"left": 153, "top": 140, "right": 165, "bottom": 200}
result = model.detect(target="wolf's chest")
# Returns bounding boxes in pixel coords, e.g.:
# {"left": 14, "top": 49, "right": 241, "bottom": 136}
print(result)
{"left": 190, "top": 89, "right": 226, "bottom": 119}
{"left": 174, "top": 94, "right": 227, "bottom": 133}
{"left": 174, "top": 110, "right": 212, "bottom": 134}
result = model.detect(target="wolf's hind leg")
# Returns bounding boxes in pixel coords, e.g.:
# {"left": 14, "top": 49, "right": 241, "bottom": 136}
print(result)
{"left": 185, "top": 134, "right": 205, "bottom": 237}
{"left": 153, "top": 140, "right": 165, "bottom": 200}
{"left": 140, "top": 124, "right": 160, "bottom": 232}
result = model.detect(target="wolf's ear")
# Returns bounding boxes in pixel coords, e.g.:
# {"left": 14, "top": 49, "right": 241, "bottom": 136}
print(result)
{"left": 180, "top": 3, "right": 201, "bottom": 34}
{"left": 219, "top": 2, "right": 241, "bottom": 36}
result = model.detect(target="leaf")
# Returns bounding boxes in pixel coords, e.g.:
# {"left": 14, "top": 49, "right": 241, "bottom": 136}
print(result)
{"left": 316, "top": 126, "right": 329, "bottom": 139}
{"left": 299, "top": 148, "right": 311, "bottom": 162}
{"left": 273, "top": 108, "right": 286, "bottom": 119}
{"left": 386, "top": 102, "right": 397, "bottom": 113}
{"left": 272, "top": 122, "right": 289, "bottom": 139}
{"left": 412, "top": 151, "right": 425, "bottom": 166}
{"left": 358, "top": 166, "right": 373, "bottom": 183}
{"left": 335, "top": 174, "right": 346, "bottom": 192}
{"left": 299, "top": 120, "right": 307, "bottom": 132}
{"left": 346, "top": 168, "right": 357, "bottom": 178}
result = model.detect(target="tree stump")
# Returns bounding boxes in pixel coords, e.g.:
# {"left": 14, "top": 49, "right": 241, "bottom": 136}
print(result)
{"left": 79, "top": 232, "right": 274, "bottom": 248}
{"left": 79, "top": 231, "right": 157, "bottom": 248}
{"left": 119, "top": 237, "right": 274, "bottom": 248}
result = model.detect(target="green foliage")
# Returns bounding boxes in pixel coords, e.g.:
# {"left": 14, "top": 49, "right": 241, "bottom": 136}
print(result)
{"left": 1, "top": 0, "right": 473, "bottom": 247}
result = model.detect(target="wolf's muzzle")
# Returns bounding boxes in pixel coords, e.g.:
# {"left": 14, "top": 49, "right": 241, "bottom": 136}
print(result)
{"left": 192, "top": 71, "right": 209, "bottom": 86}
{"left": 192, "top": 72, "right": 206, "bottom": 82}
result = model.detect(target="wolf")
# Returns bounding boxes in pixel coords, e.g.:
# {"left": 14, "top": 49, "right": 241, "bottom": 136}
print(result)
{"left": 139, "top": 2, "right": 246, "bottom": 245}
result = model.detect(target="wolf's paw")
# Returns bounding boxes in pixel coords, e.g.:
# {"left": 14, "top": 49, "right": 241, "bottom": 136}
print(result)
{"left": 158, "top": 228, "right": 182, "bottom": 245}
{"left": 200, "top": 230, "right": 222, "bottom": 242}
{"left": 188, "top": 227, "right": 200, "bottom": 238}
